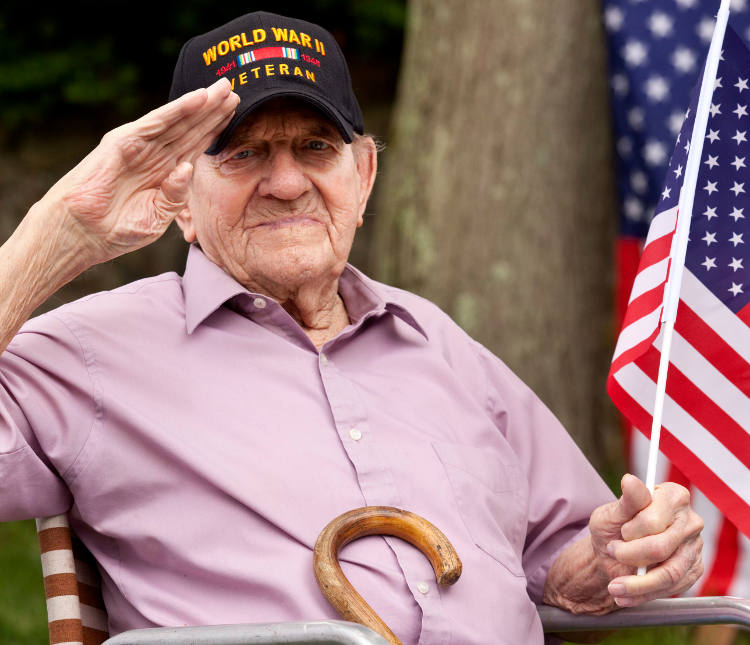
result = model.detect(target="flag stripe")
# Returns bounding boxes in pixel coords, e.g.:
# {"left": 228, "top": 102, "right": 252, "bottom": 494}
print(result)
{"left": 616, "top": 238, "right": 643, "bottom": 326}
{"left": 629, "top": 428, "right": 670, "bottom": 483}
{"left": 688, "top": 486, "right": 724, "bottom": 597}
{"left": 619, "top": 283, "right": 666, "bottom": 332}
{"left": 681, "top": 269, "right": 750, "bottom": 362}
{"left": 644, "top": 205, "right": 679, "bottom": 246}
{"left": 608, "top": 373, "right": 750, "bottom": 538}
{"left": 627, "top": 256, "right": 671, "bottom": 304}
{"left": 699, "top": 518, "right": 740, "bottom": 596}
{"left": 656, "top": 329, "right": 750, "bottom": 438}
{"left": 735, "top": 532, "right": 750, "bottom": 595}
{"left": 611, "top": 306, "right": 663, "bottom": 370}
{"left": 610, "top": 363, "right": 750, "bottom": 501}
{"left": 656, "top": 430, "right": 750, "bottom": 538}
{"left": 610, "top": 207, "right": 679, "bottom": 369}
{"left": 634, "top": 344, "right": 750, "bottom": 466}
{"left": 675, "top": 301, "right": 750, "bottom": 390}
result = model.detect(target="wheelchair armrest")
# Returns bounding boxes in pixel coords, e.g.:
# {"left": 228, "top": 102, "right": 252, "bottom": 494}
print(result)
{"left": 102, "top": 619, "right": 389, "bottom": 644}
{"left": 538, "top": 596, "right": 750, "bottom": 632}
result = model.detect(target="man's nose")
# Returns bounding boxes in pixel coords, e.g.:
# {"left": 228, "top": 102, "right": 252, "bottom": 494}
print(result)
{"left": 257, "top": 149, "right": 311, "bottom": 200}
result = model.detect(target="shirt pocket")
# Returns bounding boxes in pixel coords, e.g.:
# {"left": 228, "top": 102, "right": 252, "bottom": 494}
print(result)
{"left": 432, "top": 441, "right": 526, "bottom": 577}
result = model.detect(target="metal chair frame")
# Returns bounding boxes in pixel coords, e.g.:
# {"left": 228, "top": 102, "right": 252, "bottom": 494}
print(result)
{"left": 36, "top": 513, "right": 750, "bottom": 645}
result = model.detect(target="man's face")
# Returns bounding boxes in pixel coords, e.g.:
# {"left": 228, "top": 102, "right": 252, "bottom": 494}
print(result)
{"left": 178, "top": 100, "right": 376, "bottom": 294}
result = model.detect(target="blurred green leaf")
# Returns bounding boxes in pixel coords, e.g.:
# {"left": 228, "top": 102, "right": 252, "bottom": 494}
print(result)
{"left": 0, "top": 0, "right": 406, "bottom": 137}
{"left": 0, "top": 520, "right": 47, "bottom": 645}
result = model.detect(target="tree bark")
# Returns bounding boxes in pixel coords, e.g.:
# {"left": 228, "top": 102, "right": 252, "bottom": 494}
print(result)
{"left": 371, "top": 0, "right": 620, "bottom": 471}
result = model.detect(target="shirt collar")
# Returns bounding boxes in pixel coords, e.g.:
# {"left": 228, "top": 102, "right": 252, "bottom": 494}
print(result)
{"left": 181, "top": 244, "right": 428, "bottom": 340}
{"left": 337, "top": 264, "right": 428, "bottom": 340}
{"left": 182, "top": 245, "right": 248, "bottom": 334}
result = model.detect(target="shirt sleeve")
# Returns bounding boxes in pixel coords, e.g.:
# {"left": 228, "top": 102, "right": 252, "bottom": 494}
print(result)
{"left": 0, "top": 311, "right": 97, "bottom": 520}
{"left": 473, "top": 342, "right": 616, "bottom": 603}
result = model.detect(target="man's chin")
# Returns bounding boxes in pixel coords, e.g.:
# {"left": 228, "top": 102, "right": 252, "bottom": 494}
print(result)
{"left": 250, "top": 251, "right": 343, "bottom": 288}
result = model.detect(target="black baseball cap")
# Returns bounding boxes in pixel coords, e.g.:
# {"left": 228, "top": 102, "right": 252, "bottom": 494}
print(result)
{"left": 169, "top": 11, "right": 364, "bottom": 154}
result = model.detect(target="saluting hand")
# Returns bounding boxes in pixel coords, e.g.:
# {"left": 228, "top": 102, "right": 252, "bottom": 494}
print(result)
{"left": 33, "top": 77, "right": 239, "bottom": 269}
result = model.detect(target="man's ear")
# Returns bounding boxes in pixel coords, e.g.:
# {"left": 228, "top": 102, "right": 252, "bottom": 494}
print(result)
{"left": 354, "top": 136, "right": 378, "bottom": 227}
{"left": 175, "top": 207, "right": 197, "bottom": 243}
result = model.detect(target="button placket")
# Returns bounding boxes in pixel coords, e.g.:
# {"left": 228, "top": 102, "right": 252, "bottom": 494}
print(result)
{"left": 314, "top": 343, "right": 448, "bottom": 643}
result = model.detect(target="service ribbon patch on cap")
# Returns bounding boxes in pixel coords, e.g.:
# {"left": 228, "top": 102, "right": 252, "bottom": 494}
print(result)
{"left": 238, "top": 46, "right": 300, "bottom": 66}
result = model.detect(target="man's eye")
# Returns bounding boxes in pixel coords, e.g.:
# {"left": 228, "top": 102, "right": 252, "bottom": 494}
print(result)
{"left": 232, "top": 150, "right": 254, "bottom": 160}
{"left": 307, "top": 140, "right": 329, "bottom": 151}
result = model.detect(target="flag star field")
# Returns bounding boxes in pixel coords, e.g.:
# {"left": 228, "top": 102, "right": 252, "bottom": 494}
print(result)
{"left": 655, "top": 33, "right": 750, "bottom": 315}
{"left": 604, "top": 0, "right": 750, "bottom": 238}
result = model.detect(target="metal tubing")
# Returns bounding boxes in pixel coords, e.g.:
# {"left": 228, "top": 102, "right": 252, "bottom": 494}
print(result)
{"left": 103, "top": 620, "right": 389, "bottom": 644}
{"left": 102, "top": 597, "right": 750, "bottom": 641}
{"left": 538, "top": 596, "right": 750, "bottom": 632}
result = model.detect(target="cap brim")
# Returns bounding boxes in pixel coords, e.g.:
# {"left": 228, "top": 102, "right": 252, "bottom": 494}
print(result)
{"left": 205, "top": 89, "right": 356, "bottom": 155}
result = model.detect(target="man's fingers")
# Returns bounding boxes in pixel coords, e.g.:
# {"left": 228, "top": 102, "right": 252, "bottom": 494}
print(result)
{"left": 111, "top": 78, "right": 237, "bottom": 166}
{"left": 96, "top": 81, "right": 237, "bottom": 181}
{"left": 590, "top": 478, "right": 704, "bottom": 609}
{"left": 608, "top": 518, "right": 699, "bottom": 567}
{"left": 160, "top": 89, "right": 240, "bottom": 154}
{"left": 610, "top": 474, "right": 652, "bottom": 528}
{"left": 620, "top": 482, "right": 694, "bottom": 542}
{"left": 152, "top": 162, "right": 194, "bottom": 226}
{"left": 608, "top": 481, "right": 702, "bottom": 566}
{"left": 169, "top": 95, "right": 238, "bottom": 162}
{"left": 189, "top": 111, "right": 236, "bottom": 159}
{"left": 607, "top": 535, "right": 704, "bottom": 606}
{"left": 138, "top": 78, "right": 232, "bottom": 139}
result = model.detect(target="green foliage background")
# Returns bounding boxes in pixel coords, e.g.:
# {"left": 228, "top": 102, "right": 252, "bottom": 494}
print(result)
{"left": 0, "top": 0, "right": 405, "bottom": 142}
{"left": 0, "top": 520, "right": 46, "bottom": 645}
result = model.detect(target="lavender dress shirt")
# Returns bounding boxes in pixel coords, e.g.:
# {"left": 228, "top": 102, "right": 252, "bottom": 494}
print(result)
{"left": 0, "top": 245, "right": 614, "bottom": 645}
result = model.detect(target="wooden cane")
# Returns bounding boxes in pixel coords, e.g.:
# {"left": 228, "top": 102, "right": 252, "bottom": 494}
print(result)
{"left": 313, "top": 506, "right": 462, "bottom": 645}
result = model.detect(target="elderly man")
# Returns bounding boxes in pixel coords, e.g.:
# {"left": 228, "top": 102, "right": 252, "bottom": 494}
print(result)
{"left": 0, "top": 11, "right": 702, "bottom": 645}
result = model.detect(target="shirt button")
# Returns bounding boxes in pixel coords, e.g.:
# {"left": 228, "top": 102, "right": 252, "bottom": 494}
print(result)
{"left": 253, "top": 297, "right": 266, "bottom": 309}
{"left": 416, "top": 581, "right": 430, "bottom": 594}
{"left": 349, "top": 427, "right": 362, "bottom": 441}
{"left": 320, "top": 353, "right": 328, "bottom": 365}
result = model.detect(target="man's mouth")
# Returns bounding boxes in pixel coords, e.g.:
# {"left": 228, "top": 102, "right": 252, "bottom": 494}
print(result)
{"left": 255, "top": 215, "right": 321, "bottom": 229}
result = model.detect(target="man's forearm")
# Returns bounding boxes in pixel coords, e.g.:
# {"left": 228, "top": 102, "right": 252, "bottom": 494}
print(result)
{"left": 0, "top": 201, "right": 88, "bottom": 353}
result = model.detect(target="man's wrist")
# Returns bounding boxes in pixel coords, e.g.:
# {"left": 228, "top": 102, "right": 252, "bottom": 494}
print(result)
{"left": 0, "top": 200, "right": 92, "bottom": 325}
{"left": 542, "top": 536, "right": 618, "bottom": 615}
{"left": 22, "top": 198, "right": 95, "bottom": 283}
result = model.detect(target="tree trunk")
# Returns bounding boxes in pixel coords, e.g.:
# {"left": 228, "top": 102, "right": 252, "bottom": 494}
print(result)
{"left": 371, "top": 0, "right": 620, "bottom": 471}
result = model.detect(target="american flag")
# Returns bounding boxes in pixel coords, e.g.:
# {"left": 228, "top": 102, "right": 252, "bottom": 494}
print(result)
{"left": 604, "top": 1, "right": 750, "bottom": 596}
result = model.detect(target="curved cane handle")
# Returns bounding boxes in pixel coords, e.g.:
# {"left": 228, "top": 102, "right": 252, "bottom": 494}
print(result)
{"left": 313, "top": 506, "right": 462, "bottom": 645}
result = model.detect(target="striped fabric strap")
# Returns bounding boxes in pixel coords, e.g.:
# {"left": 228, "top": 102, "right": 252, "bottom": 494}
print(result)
{"left": 36, "top": 515, "right": 109, "bottom": 645}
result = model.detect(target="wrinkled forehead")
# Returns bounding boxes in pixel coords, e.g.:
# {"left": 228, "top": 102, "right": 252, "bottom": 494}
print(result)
{"left": 226, "top": 97, "right": 343, "bottom": 146}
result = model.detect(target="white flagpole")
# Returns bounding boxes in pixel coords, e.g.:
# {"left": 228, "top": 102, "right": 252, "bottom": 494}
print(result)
{"left": 637, "top": 0, "right": 731, "bottom": 576}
